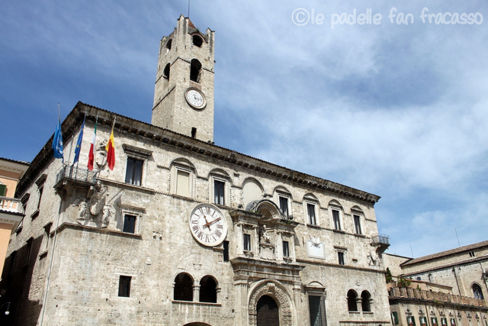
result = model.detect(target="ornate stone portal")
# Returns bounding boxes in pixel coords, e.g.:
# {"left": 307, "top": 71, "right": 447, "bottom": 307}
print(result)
{"left": 249, "top": 280, "right": 294, "bottom": 326}
{"left": 230, "top": 200, "right": 303, "bottom": 326}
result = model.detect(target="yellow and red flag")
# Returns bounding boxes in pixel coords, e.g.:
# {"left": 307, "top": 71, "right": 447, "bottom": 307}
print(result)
{"left": 105, "top": 120, "right": 115, "bottom": 170}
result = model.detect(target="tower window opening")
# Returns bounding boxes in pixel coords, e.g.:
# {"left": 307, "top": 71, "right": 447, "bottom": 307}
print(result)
{"left": 190, "top": 59, "right": 202, "bottom": 82}
{"left": 163, "top": 63, "right": 170, "bottom": 80}
{"left": 174, "top": 273, "right": 193, "bottom": 301}
{"left": 191, "top": 127, "right": 197, "bottom": 138}
{"left": 199, "top": 275, "right": 217, "bottom": 303}
{"left": 192, "top": 35, "right": 203, "bottom": 47}
{"left": 166, "top": 39, "right": 172, "bottom": 50}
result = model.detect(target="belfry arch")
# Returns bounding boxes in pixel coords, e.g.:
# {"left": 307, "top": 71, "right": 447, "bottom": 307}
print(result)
{"left": 248, "top": 280, "right": 294, "bottom": 326}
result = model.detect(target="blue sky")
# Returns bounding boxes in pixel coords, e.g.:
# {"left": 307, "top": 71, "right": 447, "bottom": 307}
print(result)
{"left": 1, "top": 0, "right": 487, "bottom": 257}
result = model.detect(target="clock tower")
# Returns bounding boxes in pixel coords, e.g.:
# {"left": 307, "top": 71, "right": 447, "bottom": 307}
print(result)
{"left": 152, "top": 15, "right": 215, "bottom": 143}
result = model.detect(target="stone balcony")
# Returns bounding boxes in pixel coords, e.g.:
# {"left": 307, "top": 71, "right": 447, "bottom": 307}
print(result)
{"left": 371, "top": 234, "right": 390, "bottom": 254}
{"left": 388, "top": 286, "right": 488, "bottom": 310}
{"left": 55, "top": 165, "right": 97, "bottom": 190}
{"left": 0, "top": 196, "right": 24, "bottom": 229}
{"left": 0, "top": 197, "right": 23, "bottom": 215}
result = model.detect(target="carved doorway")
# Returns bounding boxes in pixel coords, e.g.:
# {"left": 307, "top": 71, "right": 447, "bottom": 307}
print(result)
{"left": 257, "top": 295, "right": 279, "bottom": 326}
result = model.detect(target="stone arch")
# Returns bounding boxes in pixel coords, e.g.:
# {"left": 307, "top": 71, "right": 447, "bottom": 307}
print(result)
{"left": 350, "top": 205, "right": 363, "bottom": 213}
{"left": 248, "top": 280, "right": 294, "bottom": 326}
{"left": 170, "top": 157, "right": 197, "bottom": 172}
{"left": 184, "top": 323, "right": 211, "bottom": 326}
{"left": 242, "top": 177, "right": 264, "bottom": 207}
{"left": 303, "top": 193, "right": 319, "bottom": 202}
{"left": 208, "top": 168, "right": 231, "bottom": 180}
{"left": 328, "top": 199, "right": 342, "bottom": 208}
{"left": 472, "top": 283, "right": 484, "bottom": 300}
{"left": 273, "top": 185, "right": 292, "bottom": 199}
{"left": 247, "top": 199, "right": 282, "bottom": 220}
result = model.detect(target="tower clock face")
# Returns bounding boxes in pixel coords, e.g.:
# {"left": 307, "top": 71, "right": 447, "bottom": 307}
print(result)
{"left": 185, "top": 88, "right": 206, "bottom": 110}
{"left": 189, "top": 204, "right": 227, "bottom": 247}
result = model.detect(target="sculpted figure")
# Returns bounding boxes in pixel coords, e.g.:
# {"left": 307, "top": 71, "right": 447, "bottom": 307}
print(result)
{"left": 77, "top": 201, "right": 88, "bottom": 224}
{"left": 101, "top": 205, "right": 112, "bottom": 228}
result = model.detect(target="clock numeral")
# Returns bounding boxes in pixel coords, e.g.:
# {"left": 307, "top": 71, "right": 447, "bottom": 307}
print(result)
{"left": 191, "top": 218, "right": 199, "bottom": 224}
{"left": 197, "top": 231, "right": 204, "bottom": 240}
{"left": 211, "top": 235, "right": 217, "bottom": 241}
{"left": 217, "top": 224, "right": 223, "bottom": 230}
{"left": 215, "top": 230, "right": 222, "bottom": 238}
{"left": 205, "top": 234, "right": 210, "bottom": 243}
{"left": 192, "top": 225, "right": 200, "bottom": 233}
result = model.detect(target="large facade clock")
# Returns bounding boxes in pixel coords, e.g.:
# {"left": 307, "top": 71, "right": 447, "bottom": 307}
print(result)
{"left": 184, "top": 88, "right": 206, "bottom": 110}
{"left": 189, "top": 204, "right": 227, "bottom": 246}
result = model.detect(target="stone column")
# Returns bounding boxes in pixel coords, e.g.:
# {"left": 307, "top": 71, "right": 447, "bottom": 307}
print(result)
{"left": 193, "top": 284, "right": 200, "bottom": 302}
{"left": 276, "top": 231, "right": 283, "bottom": 261}
{"left": 234, "top": 278, "right": 249, "bottom": 326}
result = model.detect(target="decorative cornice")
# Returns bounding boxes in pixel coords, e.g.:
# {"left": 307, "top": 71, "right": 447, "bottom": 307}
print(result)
{"left": 16, "top": 102, "right": 381, "bottom": 204}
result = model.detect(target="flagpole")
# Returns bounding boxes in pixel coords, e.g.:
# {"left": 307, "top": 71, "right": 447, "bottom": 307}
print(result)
{"left": 55, "top": 103, "right": 65, "bottom": 164}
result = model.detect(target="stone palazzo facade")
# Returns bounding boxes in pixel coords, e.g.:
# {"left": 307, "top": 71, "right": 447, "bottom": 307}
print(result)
{"left": 2, "top": 16, "right": 392, "bottom": 326}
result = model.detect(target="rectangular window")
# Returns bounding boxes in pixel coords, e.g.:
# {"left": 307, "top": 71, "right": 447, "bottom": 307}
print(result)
{"left": 354, "top": 215, "right": 362, "bottom": 234}
{"left": 307, "top": 203, "right": 317, "bottom": 225}
{"left": 223, "top": 241, "right": 229, "bottom": 262}
{"left": 118, "top": 275, "right": 131, "bottom": 297}
{"left": 420, "top": 316, "right": 427, "bottom": 326}
{"left": 243, "top": 233, "right": 251, "bottom": 251}
{"left": 407, "top": 316, "right": 416, "bottom": 326}
{"left": 469, "top": 250, "right": 475, "bottom": 257}
{"left": 431, "top": 317, "right": 438, "bottom": 326}
{"left": 392, "top": 312, "right": 399, "bottom": 325}
{"left": 309, "top": 296, "right": 325, "bottom": 326}
{"left": 283, "top": 241, "right": 290, "bottom": 258}
{"left": 37, "top": 185, "right": 44, "bottom": 210}
{"left": 0, "top": 184, "right": 6, "bottom": 196}
{"left": 176, "top": 170, "right": 190, "bottom": 197}
{"left": 450, "top": 318, "right": 456, "bottom": 326}
{"left": 123, "top": 214, "right": 137, "bottom": 234}
{"left": 333, "top": 210, "right": 341, "bottom": 230}
{"left": 125, "top": 157, "right": 143, "bottom": 186}
{"left": 441, "top": 318, "right": 447, "bottom": 326}
{"left": 214, "top": 180, "right": 225, "bottom": 205}
{"left": 279, "top": 196, "right": 289, "bottom": 217}
{"left": 338, "top": 251, "right": 345, "bottom": 265}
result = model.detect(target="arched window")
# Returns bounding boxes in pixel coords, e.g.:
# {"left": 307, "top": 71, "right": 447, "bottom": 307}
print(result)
{"left": 174, "top": 273, "right": 193, "bottom": 301}
{"left": 166, "top": 39, "right": 172, "bottom": 50}
{"left": 163, "top": 63, "right": 170, "bottom": 79}
{"left": 199, "top": 275, "right": 217, "bottom": 303}
{"left": 192, "top": 35, "right": 203, "bottom": 47}
{"left": 473, "top": 283, "right": 484, "bottom": 300}
{"left": 190, "top": 59, "right": 202, "bottom": 82}
{"left": 361, "top": 290, "right": 371, "bottom": 312}
{"left": 347, "top": 289, "right": 358, "bottom": 311}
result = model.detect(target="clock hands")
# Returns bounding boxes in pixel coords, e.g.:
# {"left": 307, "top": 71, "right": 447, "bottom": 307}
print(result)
{"left": 204, "top": 216, "right": 221, "bottom": 229}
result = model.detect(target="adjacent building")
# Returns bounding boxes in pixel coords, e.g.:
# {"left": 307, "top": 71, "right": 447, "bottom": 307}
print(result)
{"left": 384, "top": 241, "right": 488, "bottom": 326}
{"left": 1, "top": 16, "right": 393, "bottom": 326}
{"left": 0, "top": 158, "right": 29, "bottom": 279}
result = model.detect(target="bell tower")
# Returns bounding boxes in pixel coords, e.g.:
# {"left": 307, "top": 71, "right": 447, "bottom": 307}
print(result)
{"left": 152, "top": 15, "right": 215, "bottom": 143}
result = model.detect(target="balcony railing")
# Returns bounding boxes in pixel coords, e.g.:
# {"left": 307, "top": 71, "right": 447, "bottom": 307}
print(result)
{"left": 0, "top": 197, "right": 24, "bottom": 214}
{"left": 56, "top": 165, "right": 97, "bottom": 186}
{"left": 372, "top": 234, "right": 390, "bottom": 246}
{"left": 389, "top": 286, "right": 488, "bottom": 308}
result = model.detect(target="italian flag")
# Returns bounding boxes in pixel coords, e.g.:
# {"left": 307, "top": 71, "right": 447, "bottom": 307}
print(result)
{"left": 105, "top": 121, "right": 115, "bottom": 170}
{"left": 87, "top": 121, "right": 97, "bottom": 170}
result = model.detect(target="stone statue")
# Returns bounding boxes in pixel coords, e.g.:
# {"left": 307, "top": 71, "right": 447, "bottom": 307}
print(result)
{"left": 77, "top": 201, "right": 88, "bottom": 224}
{"left": 368, "top": 250, "right": 378, "bottom": 266}
{"left": 95, "top": 142, "right": 107, "bottom": 169}
{"left": 101, "top": 205, "right": 112, "bottom": 228}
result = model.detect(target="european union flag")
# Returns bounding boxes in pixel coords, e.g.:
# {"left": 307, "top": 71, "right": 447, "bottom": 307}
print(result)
{"left": 73, "top": 116, "right": 85, "bottom": 164}
{"left": 52, "top": 119, "right": 64, "bottom": 160}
